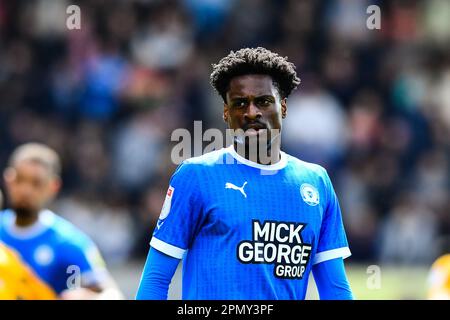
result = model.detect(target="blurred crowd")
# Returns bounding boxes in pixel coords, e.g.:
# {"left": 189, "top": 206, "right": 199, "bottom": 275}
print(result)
{"left": 0, "top": 0, "right": 449, "bottom": 266}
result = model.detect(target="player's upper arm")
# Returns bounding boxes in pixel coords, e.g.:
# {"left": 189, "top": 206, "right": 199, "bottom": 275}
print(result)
{"left": 150, "top": 161, "right": 206, "bottom": 258}
{"left": 313, "top": 167, "right": 351, "bottom": 265}
{"left": 60, "top": 236, "right": 111, "bottom": 289}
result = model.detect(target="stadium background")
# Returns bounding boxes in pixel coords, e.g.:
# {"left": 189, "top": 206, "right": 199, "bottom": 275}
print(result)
{"left": 0, "top": 0, "right": 449, "bottom": 299}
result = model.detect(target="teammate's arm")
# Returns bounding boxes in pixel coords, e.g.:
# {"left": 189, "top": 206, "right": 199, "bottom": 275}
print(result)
{"left": 59, "top": 241, "right": 124, "bottom": 300}
{"left": 312, "top": 257, "right": 354, "bottom": 300}
{"left": 135, "top": 247, "right": 180, "bottom": 300}
{"left": 59, "top": 278, "right": 123, "bottom": 300}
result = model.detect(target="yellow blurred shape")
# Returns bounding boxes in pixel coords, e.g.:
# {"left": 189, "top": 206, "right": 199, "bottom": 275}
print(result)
{"left": 0, "top": 242, "right": 57, "bottom": 300}
{"left": 427, "top": 254, "right": 450, "bottom": 300}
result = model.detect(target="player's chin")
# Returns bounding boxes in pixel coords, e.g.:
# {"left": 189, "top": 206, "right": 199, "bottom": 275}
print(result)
{"left": 244, "top": 128, "right": 261, "bottom": 137}
{"left": 12, "top": 204, "right": 39, "bottom": 217}
{"left": 242, "top": 137, "right": 272, "bottom": 151}
{"left": 244, "top": 128, "right": 271, "bottom": 141}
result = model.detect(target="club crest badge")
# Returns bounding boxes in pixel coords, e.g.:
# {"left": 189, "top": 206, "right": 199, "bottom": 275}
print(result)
{"left": 300, "top": 183, "right": 320, "bottom": 206}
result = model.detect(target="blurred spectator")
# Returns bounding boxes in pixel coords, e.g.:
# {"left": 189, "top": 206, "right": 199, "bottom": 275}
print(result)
{"left": 78, "top": 42, "right": 129, "bottom": 122}
{"left": 130, "top": 2, "right": 193, "bottom": 70}
{"left": 346, "top": 89, "right": 383, "bottom": 153}
{"left": 324, "top": 0, "right": 375, "bottom": 45}
{"left": 54, "top": 194, "right": 135, "bottom": 265}
{"left": 32, "top": 0, "right": 68, "bottom": 39}
{"left": 182, "top": 0, "right": 234, "bottom": 41}
{"left": 421, "top": 0, "right": 450, "bottom": 46}
{"left": 379, "top": 192, "right": 439, "bottom": 266}
{"left": 111, "top": 109, "right": 165, "bottom": 196}
{"left": 283, "top": 76, "right": 347, "bottom": 168}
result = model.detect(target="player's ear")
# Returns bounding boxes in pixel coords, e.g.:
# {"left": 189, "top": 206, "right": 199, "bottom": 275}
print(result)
{"left": 50, "top": 176, "right": 62, "bottom": 195}
{"left": 281, "top": 98, "right": 287, "bottom": 119}
{"left": 223, "top": 103, "right": 229, "bottom": 123}
{"left": 3, "top": 167, "right": 15, "bottom": 185}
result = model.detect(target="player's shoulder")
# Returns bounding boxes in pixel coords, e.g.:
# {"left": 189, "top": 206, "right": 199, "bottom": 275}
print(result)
{"left": 45, "top": 210, "right": 94, "bottom": 249}
{"left": 183, "top": 148, "right": 228, "bottom": 166}
{"left": 0, "top": 209, "right": 18, "bottom": 231}
{"left": 174, "top": 148, "right": 229, "bottom": 174}
{"left": 0, "top": 208, "right": 13, "bottom": 219}
{"left": 0, "top": 209, "right": 8, "bottom": 225}
{"left": 284, "top": 154, "right": 334, "bottom": 197}
{"left": 285, "top": 153, "right": 329, "bottom": 178}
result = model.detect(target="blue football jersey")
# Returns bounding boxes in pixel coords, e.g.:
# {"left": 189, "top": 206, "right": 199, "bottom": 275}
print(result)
{"left": 0, "top": 209, "right": 109, "bottom": 294}
{"left": 151, "top": 146, "right": 351, "bottom": 299}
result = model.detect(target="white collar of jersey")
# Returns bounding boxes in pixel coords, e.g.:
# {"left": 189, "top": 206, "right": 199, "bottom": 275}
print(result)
{"left": 3, "top": 209, "right": 55, "bottom": 239}
{"left": 226, "top": 145, "right": 288, "bottom": 171}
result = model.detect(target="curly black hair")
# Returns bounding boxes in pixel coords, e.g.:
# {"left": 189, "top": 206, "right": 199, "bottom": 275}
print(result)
{"left": 210, "top": 47, "right": 301, "bottom": 101}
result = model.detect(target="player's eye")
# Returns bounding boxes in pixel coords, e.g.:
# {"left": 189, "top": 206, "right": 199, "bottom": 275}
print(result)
{"left": 256, "top": 97, "right": 273, "bottom": 107}
{"left": 232, "top": 100, "right": 248, "bottom": 108}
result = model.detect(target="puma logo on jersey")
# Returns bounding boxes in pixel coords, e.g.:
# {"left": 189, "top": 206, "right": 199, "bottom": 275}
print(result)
{"left": 225, "top": 181, "right": 248, "bottom": 198}
{"left": 156, "top": 220, "right": 164, "bottom": 230}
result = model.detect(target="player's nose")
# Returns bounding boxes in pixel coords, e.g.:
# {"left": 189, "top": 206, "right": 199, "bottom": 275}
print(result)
{"left": 244, "top": 102, "right": 262, "bottom": 121}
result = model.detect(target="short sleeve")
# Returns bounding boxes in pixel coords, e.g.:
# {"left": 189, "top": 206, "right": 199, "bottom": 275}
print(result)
{"left": 60, "top": 235, "right": 110, "bottom": 288}
{"left": 150, "top": 162, "right": 205, "bottom": 259}
{"left": 313, "top": 169, "right": 351, "bottom": 265}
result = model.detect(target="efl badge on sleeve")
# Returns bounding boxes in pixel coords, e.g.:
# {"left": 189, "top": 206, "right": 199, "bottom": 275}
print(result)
{"left": 159, "top": 186, "right": 174, "bottom": 220}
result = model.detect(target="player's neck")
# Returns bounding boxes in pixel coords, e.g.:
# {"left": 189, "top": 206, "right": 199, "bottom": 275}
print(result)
{"left": 14, "top": 210, "right": 40, "bottom": 227}
{"left": 233, "top": 141, "right": 281, "bottom": 165}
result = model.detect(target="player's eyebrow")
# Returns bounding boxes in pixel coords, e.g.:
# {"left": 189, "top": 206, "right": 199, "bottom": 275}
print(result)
{"left": 230, "top": 94, "right": 275, "bottom": 101}
{"left": 254, "top": 95, "right": 276, "bottom": 102}
{"left": 229, "top": 97, "right": 248, "bottom": 104}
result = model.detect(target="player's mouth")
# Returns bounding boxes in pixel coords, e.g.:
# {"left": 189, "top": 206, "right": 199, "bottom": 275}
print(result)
{"left": 243, "top": 123, "right": 267, "bottom": 136}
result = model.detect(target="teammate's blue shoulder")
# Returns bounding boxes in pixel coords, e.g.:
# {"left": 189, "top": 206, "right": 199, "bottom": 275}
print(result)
{"left": 0, "top": 209, "right": 15, "bottom": 227}
{"left": 0, "top": 208, "right": 12, "bottom": 216}
{"left": 0, "top": 208, "right": 8, "bottom": 218}
{"left": 47, "top": 211, "right": 94, "bottom": 248}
